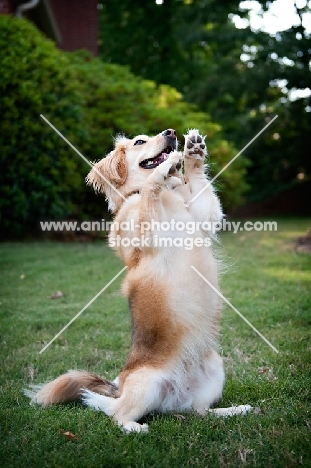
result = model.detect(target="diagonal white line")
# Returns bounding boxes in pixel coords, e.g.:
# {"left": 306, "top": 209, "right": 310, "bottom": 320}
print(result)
{"left": 39, "top": 266, "right": 128, "bottom": 354}
{"left": 40, "top": 114, "right": 127, "bottom": 202}
{"left": 191, "top": 266, "right": 279, "bottom": 354}
{"left": 190, "top": 115, "right": 278, "bottom": 204}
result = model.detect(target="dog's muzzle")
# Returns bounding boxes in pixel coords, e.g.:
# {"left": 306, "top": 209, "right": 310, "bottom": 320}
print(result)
{"left": 139, "top": 129, "right": 177, "bottom": 169}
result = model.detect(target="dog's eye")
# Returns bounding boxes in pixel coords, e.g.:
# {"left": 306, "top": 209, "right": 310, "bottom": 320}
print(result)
{"left": 134, "top": 140, "right": 146, "bottom": 146}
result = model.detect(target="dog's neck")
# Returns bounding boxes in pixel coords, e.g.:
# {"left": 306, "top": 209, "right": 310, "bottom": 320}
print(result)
{"left": 112, "top": 190, "right": 140, "bottom": 215}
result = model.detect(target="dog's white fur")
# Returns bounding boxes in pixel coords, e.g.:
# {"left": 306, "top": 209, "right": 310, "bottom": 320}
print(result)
{"left": 26, "top": 129, "right": 251, "bottom": 432}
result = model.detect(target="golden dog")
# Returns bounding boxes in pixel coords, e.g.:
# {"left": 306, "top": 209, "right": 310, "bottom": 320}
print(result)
{"left": 26, "top": 129, "right": 251, "bottom": 432}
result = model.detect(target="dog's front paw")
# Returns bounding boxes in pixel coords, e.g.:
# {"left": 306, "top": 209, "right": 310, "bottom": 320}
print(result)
{"left": 184, "top": 129, "right": 207, "bottom": 160}
{"left": 152, "top": 150, "right": 182, "bottom": 185}
{"left": 166, "top": 150, "right": 182, "bottom": 174}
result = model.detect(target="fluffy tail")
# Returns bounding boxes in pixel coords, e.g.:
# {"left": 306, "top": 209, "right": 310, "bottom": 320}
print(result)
{"left": 24, "top": 370, "right": 119, "bottom": 407}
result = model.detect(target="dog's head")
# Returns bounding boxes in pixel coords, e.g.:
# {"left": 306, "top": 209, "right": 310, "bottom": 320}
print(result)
{"left": 86, "top": 129, "right": 179, "bottom": 212}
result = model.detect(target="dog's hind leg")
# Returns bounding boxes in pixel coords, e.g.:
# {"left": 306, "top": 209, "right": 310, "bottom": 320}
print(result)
{"left": 191, "top": 351, "right": 225, "bottom": 415}
{"left": 82, "top": 368, "right": 163, "bottom": 433}
{"left": 191, "top": 352, "right": 253, "bottom": 418}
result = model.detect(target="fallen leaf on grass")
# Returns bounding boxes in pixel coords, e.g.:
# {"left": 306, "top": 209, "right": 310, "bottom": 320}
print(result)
{"left": 28, "top": 364, "right": 34, "bottom": 381}
{"left": 49, "top": 291, "right": 65, "bottom": 299}
{"left": 59, "top": 429, "right": 80, "bottom": 440}
{"left": 173, "top": 414, "right": 186, "bottom": 421}
{"left": 238, "top": 448, "right": 253, "bottom": 464}
{"left": 257, "top": 367, "right": 269, "bottom": 374}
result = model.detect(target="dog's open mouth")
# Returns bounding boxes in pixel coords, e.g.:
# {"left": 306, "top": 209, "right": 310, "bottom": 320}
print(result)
{"left": 139, "top": 146, "right": 175, "bottom": 169}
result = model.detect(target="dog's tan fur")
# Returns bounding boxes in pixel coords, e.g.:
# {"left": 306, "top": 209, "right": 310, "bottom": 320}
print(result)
{"left": 26, "top": 129, "right": 252, "bottom": 432}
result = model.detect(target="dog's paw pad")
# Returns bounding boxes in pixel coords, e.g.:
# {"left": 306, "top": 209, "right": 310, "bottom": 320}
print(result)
{"left": 184, "top": 129, "right": 207, "bottom": 159}
{"left": 168, "top": 161, "right": 182, "bottom": 175}
{"left": 162, "top": 151, "right": 182, "bottom": 177}
{"left": 151, "top": 151, "right": 182, "bottom": 186}
{"left": 189, "top": 134, "right": 202, "bottom": 144}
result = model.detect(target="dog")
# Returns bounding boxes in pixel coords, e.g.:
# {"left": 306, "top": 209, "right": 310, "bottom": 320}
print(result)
{"left": 26, "top": 129, "right": 251, "bottom": 432}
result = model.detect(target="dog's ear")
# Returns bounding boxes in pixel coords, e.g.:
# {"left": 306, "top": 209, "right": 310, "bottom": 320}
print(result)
{"left": 86, "top": 143, "right": 128, "bottom": 194}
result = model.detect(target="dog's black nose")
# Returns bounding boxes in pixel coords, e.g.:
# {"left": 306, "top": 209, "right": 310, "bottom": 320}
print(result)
{"left": 162, "top": 129, "right": 177, "bottom": 138}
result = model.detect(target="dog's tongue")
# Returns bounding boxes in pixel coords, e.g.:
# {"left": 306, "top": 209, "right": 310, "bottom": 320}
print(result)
{"left": 155, "top": 153, "right": 169, "bottom": 164}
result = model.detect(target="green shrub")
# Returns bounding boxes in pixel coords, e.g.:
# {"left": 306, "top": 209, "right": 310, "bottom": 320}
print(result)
{"left": 0, "top": 15, "right": 87, "bottom": 236}
{"left": 0, "top": 16, "right": 248, "bottom": 237}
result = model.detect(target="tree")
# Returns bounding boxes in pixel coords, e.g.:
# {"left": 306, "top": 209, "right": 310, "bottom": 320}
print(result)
{"left": 99, "top": 0, "right": 311, "bottom": 203}
{"left": 99, "top": 0, "right": 238, "bottom": 92}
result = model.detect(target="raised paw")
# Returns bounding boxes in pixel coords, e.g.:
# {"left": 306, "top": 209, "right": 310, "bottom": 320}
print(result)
{"left": 184, "top": 129, "right": 207, "bottom": 160}
{"left": 166, "top": 150, "right": 182, "bottom": 173}
{"left": 151, "top": 150, "right": 182, "bottom": 186}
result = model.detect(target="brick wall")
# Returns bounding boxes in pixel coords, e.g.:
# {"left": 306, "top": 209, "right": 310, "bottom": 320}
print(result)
{"left": 0, "top": 0, "right": 13, "bottom": 14}
{"left": 49, "top": 0, "right": 98, "bottom": 55}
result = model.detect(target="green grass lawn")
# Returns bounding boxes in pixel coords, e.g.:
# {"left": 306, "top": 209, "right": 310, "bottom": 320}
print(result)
{"left": 0, "top": 218, "right": 310, "bottom": 467}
